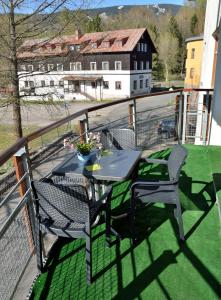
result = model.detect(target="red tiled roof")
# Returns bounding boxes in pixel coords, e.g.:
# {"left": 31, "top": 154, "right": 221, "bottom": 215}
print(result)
{"left": 18, "top": 28, "right": 156, "bottom": 59}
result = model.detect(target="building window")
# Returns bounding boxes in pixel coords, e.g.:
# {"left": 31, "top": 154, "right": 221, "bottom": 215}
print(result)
{"left": 146, "top": 61, "right": 149, "bottom": 69}
{"left": 24, "top": 81, "right": 28, "bottom": 87}
{"left": 41, "top": 80, "right": 45, "bottom": 87}
{"left": 70, "top": 45, "right": 75, "bottom": 50}
{"left": 191, "top": 48, "right": 195, "bottom": 59}
{"left": 115, "top": 61, "right": 122, "bottom": 70}
{"left": 91, "top": 82, "right": 97, "bottom": 89}
{"left": 190, "top": 68, "right": 194, "bottom": 79}
{"left": 59, "top": 80, "right": 64, "bottom": 87}
{"left": 115, "top": 81, "right": 121, "bottom": 90}
{"left": 145, "top": 79, "right": 149, "bottom": 88}
{"left": 133, "top": 80, "right": 137, "bottom": 90}
{"left": 27, "top": 65, "right": 33, "bottom": 72}
{"left": 102, "top": 61, "right": 109, "bottom": 70}
{"left": 103, "top": 81, "right": 109, "bottom": 89}
{"left": 57, "top": 64, "right": 63, "bottom": 71}
{"left": 76, "top": 45, "right": 81, "bottom": 52}
{"left": 144, "top": 44, "right": 147, "bottom": 52}
{"left": 137, "top": 43, "right": 140, "bottom": 51}
{"left": 134, "top": 61, "right": 137, "bottom": 70}
{"left": 39, "top": 64, "right": 45, "bottom": 72}
{"left": 20, "top": 65, "right": 26, "bottom": 71}
{"left": 140, "top": 80, "right": 143, "bottom": 89}
{"left": 76, "top": 62, "right": 82, "bottom": 70}
{"left": 50, "top": 80, "right": 54, "bottom": 87}
{"left": 48, "top": 64, "right": 54, "bottom": 71}
{"left": 90, "top": 62, "right": 97, "bottom": 70}
{"left": 91, "top": 42, "right": 97, "bottom": 48}
{"left": 140, "top": 61, "right": 144, "bottom": 70}
{"left": 70, "top": 62, "right": 76, "bottom": 71}
{"left": 24, "top": 81, "right": 34, "bottom": 87}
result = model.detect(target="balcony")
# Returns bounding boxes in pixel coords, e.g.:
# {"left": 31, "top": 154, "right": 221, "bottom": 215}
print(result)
{"left": 0, "top": 89, "right": 220, "bottom": 300}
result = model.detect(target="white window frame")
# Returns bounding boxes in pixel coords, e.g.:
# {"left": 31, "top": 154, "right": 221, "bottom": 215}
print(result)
{"left": 115, "top": 81, "right": 121, "bottom": 90}
{"left": 145, "top": 79, "right": 149, "bottom": 88}
{"left": 103, "top": 81, "right": 109, "bottom": 89}
{"left": 70, "top": 62, "right": 76, "bottom": 71}
{"left": 146, "top": 61, "right": 149, "bottom": 70}
{"left": 48, "top": 64, "right": 54, "bottom": 71}
{"left": 50, "top": 80, "right": 54, "bottom": 87}
{"left": 20, "top": 65, "right": 26, "bottom": 71}
{"left": 90, "top": 62, "right": 97, "bottom": 71}
{"left": 102, "top": 61, "right": 109, "bottom": 70}
{"left": 134, "top": 61, "right": 138, "bottom": 70}
{"left": 57, "top": 63, "right": 63, "bottom": 72}
{"left": 38, "top": 64, "right": 45, "bottom": 72}
{"left": 76, "top": 62, "right": 82, "bottom": 71}
{"left": 115, "top": 61, "right": 122, "bottom": 70}
{"left": 27, "top": 65, "right": 33, "bottom": 72}
{"left": 140, "top": 61, "right": 144, "bottom": 70}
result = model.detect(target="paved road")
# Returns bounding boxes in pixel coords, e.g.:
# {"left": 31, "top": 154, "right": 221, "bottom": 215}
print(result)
{"left": 0, "top": 93, "right": 177, "bottom": 128}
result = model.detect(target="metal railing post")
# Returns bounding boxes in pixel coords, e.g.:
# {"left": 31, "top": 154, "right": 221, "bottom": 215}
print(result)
{"left": 203, "top": 91, "right": 210, "bottom": 145}
{"left": 13, "top": 146, "right": 35, "bottom": 252}
{"left": 133, "top": 98, "right": 138, "bottom": 147}
{"left": 182, "top": 92, "right": 188, "bottom": 144}
{"left": 178, "top": 91, "right": 183, "bottom": 144}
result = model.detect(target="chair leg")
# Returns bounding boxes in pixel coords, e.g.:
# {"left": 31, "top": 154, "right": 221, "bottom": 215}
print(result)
{"left": 36, "top": 222, "right": 43, "bottom": 272}
{"left": 174, "top": 203, "right": 185, "bottom": 241}
{"left": 85, "top": 226, "right": 92, "bottom": 285}
{"left": 130, "top": 197, "right": 137, "bottom": 245}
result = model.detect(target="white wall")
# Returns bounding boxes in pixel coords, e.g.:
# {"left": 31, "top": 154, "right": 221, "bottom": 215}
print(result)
{"left": 18, "top": 69, "right": 152, "bottom": 101}
{"left": 209, "top": 22, "right": 221, "bottom": 145}
{"left": 195, "top": 0, "right": 221, "bottom": 144}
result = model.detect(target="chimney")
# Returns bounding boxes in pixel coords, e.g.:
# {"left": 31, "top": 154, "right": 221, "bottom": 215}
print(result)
{"left": 75, "top": 29, "right": 81, "bottom": 41}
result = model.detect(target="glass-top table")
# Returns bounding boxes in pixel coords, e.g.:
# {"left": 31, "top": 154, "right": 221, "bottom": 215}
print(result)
{"left": 52, "top": 149, "right": 142, "bottom": 182}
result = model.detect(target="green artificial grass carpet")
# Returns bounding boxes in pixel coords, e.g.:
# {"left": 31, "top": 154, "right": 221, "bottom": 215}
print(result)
{"left": 30, "top": 145, "right": 221, "bottom": 300}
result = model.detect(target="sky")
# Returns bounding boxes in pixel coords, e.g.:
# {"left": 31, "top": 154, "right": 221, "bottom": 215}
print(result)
{"left": 95, "top": 0, "right": 184, "bottom": 8}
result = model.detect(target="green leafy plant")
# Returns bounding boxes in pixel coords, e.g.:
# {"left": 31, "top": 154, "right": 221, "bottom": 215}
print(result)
{"left": 76, "top": 142, "right": 94, "bottom": 156}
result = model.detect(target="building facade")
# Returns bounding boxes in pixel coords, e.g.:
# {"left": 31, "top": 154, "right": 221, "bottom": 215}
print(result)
{"left": 184, "top": 36, "right": 203, "bottom": 88}
{"left": 17, "top": 28, "right": 156, "bottom": 101}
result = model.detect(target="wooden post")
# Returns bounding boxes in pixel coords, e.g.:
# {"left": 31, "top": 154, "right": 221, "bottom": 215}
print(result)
{"left": 79, "top": 119, "right": 86, "bottom": 143}
{"left": 128, "top": 103, "right": 133, "bottom": 127}
{"left": 13, "top": 147, "right": 34, "bottom": 252}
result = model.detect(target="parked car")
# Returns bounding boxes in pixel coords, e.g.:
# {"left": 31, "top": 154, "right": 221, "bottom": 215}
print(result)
{"left": 158, "top": 119, "right": 177, "bottom": 138}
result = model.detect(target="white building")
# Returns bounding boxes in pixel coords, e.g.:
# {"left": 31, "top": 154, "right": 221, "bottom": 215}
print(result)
{"left": 17, "top": 28, "right": 156, "bottom": 101}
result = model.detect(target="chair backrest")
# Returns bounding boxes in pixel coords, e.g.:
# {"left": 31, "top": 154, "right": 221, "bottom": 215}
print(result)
{"left": 168, "top": 145, "right": 188, "bottom": 181}
{"left": 100, "top": 128, "right": 136, "bottom": 150}
{"left": 32, "top": 181, "right": 90, "bottom": 225}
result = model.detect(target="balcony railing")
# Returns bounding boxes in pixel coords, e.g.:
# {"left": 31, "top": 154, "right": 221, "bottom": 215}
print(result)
{"left": 0, "top": 88, "right": 214, "bottom": 299}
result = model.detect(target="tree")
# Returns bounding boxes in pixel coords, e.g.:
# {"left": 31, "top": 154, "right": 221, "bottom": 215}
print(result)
{"left": 190, "top": 13, "right": 198, "bottom": 35}
{"left": 0, "top": 0, "right": 79, "bottom": 140}
{"left": 86, "top": 14, "right": 102, "bottom": 33}
{"left": 158, "top": 32, "right": 179, "bottom": 81}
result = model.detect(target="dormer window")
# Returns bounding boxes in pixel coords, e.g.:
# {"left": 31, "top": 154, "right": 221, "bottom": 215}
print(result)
{"left": 101, "top": 41, "right": 110, "bottom": 48}
{"left": 76, "top": 45, "right": 81, "bottom": 51}
{"left": 70, "top": 45, "right": 75, "bottom": 51}
{"left": 115, "top": 40, "right": 123, "bottom": 47}
{"left": 91, "top": 42, "right": 97, "bottom": 49}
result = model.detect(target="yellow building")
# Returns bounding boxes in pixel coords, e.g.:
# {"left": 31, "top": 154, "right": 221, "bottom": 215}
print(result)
{"left": 184, "top": 36, "right": 204, "bottom": 88}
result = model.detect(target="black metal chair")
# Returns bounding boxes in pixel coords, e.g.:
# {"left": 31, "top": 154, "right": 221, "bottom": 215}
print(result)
{"left": 100, "top": 128, "right": 136, "bottom": 150}
{"left": 130, "top": 144, "right": 188, "bottom": 241}
{"left": 31, "top": 179, "right": 112, "bottom": 285}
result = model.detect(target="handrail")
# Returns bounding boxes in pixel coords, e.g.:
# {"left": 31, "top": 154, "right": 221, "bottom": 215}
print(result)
{"left": 0, "top": 137, "right": 26, "bottom": 166}
{"left": 0, "top": 88, "right": 214, "bottom": 167}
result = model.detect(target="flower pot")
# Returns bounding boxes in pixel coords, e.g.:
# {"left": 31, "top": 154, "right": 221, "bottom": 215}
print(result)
{"left": 77, "top": 152, "right": 92, "bottom": 163}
